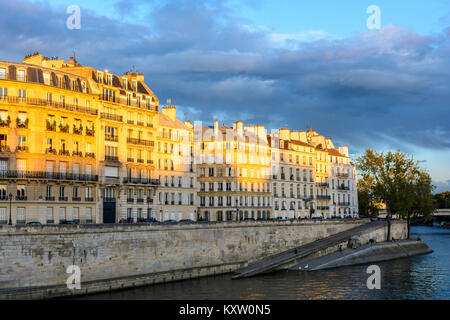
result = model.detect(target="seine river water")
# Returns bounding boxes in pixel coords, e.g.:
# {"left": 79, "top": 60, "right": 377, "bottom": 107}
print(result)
{"left": 79, "top": 226, "right": 450, "bottom": 300}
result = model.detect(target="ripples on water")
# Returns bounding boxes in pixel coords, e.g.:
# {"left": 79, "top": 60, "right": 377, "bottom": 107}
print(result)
{"left": 78, "top": 226, "right": 450, "bottom": 300}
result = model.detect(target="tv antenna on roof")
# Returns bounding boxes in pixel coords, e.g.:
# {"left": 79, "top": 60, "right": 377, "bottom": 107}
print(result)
{"left": 166, "top": 98, "right": 172, "bottom": 105}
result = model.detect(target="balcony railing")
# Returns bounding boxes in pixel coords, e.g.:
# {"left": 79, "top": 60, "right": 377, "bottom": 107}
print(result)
{"left": 100, "top": 113, "right": 123, "bottom": 122}
{"left": 104, "top": 155, "right": 119, "bottom": 162}
{"left": 16, "top": 146, "right": 29, "bottom": 152}
{"left": 59, "top": 197, "right": 68, "bottom": 201}
{"left": 72, "top": 151, "right": 83, "bottom": 157}
{"left": 126, "top": 137, "right": 154, "bottom": 147}
{"left": 85, "top": 197, "right": 94, "bottom": 202}
{"left": 0, "top": 96, "right": 98, "bottom": 115}
{"left": 316, "top": 183, "right": 329, "bottom": 188}
{"left": 338, "top": 202, "right": 351, "bottom": 206}
{"left": 72, "top": 197, "right": 81, "bottom": 201}
{"left": 97, "top": 95, "right": 158, "bottom": 112}
{"left": 59, "top": 150, "right": 70, "bottom": 156}
{"left": 122, "top": 177, "right": 160, "bottom": 185}
{"left": 0, "top": 146, "right": 10, "bottom": 152}
{"left": 45, "top": 196, "right": 55, "bottom": 201}
{"left": 337, "top": 186, "right": 350, "bottom": 191}
{"left": 85, "top": 152, "right": 95, "bottom": 159}
{"left": 46, "top": 148, "right": 57, "bottom": 155}
{"left": 86, "top": 128, "right": 95, "bottom": 136}
{"left": 316, "top": 195, "right": 331, "bottom": 200}
{"left": 105, "top": 135, "right": 118, "bottom": 142}
{"left": 16, "top": 195, "right": 27, "bottom": 201}
{"left": 0, "top": 170, "right": 98, "bottom": 181}
{"left": 336, "top": 173, "right": 350, "bottom": 178}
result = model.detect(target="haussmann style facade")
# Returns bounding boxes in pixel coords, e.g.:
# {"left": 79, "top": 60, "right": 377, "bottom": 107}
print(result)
{"left": 0, "top": 53, "right": 358, "bottom": 225}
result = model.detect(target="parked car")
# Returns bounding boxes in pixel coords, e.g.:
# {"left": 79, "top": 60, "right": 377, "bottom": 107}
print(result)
{"left": 257, "top": 218, "right": 267, "bottom": 221}
{"left": 26, "top": 221, "right": 42, "bottom": 226}
{"left": 197, "top": 218, "right": 209, "bottom": 222}
{"left": 370, "top": 216, "right": 378, "bottom": 222}
{"left": 345, "top": 215, "right": 352, "bottom": 219}
{"left": 119, "top": 218, "right": 134, "bottom": 224}
{"left": 60, "top": 220, "right": 78, "bottom": 225}
{"left": 144, "top": 217, "right": 158, "bottom": 223}
{"left": 179, "top": 219, "right": 194, "bottom": 223}
{"left": 244, "top": 217, "right": 255, "bottom": 221}
{"left": 164, "top": 219, "right": 177, "bottom": 223}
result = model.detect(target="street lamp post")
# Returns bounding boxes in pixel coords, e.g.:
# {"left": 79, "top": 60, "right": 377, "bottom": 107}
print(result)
{"left": 8, "top": 192, "right": 13, "bottom": 225}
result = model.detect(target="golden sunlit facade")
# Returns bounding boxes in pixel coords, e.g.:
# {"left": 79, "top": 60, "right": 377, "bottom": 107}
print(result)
{"left": 155, "top": 106, "right": 196, "bottom": 221}
{"left": 0, "top": 52, "right": 358, "bottom": 225}
{"left": 0, "top": 55, "right": 99, "bottom": 224}
{"left": 195, "top": 120, "right": 272, "bottom": 221}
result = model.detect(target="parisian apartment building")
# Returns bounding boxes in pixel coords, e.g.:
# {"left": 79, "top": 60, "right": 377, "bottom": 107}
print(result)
{"left": 0, "top": 53, "right": 358, "bottom": 225}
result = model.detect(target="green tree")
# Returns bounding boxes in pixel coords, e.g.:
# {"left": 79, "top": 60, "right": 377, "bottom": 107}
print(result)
{"left": 357, "top": 178, "right": 380, "bottom": 217}
{"left": 396, "top": 170, "right": 436, "bottom": 238}
{"left": 356, "top": 149, "right": 434, "bottom": 241}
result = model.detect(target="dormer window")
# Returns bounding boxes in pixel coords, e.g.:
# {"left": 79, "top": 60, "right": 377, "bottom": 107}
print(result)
{"left": 106, "top": 74, "right": 112, "bottom": 86}
{"left": 132, "top": 80, "right": 137, "bottom": 91}
{"left": 122, "top": 78, "right": 127, "bottom": 89}
{"left": 97, "top": 72, "right": 103, "bottom": 84}
{"left": 0, "top": 68, "right": 6, "bottom": 80}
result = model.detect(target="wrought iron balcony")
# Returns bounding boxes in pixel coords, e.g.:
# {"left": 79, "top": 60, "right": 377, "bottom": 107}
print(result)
{"left": 45, "top": 196, "right": 55, "bottom": 201}
{"left": 59, "top": 150, "right": 70, "bottom": 156}
{"left": 105, "top": 135, "right": 118, "bottom": 142}
{"left": 316, "top": 195, "right": 331, "bottom": 200}
{"left": 126, "top": 137, "right": 154, "bottom": 147}
{"left": 0, "top": 170, "right": 98, "bottom": 182}
{"left": 316, "top": 183, "right": 329, "bottom": 188}
{"left": 0, "top": 145, "right": 10, "bottom": 152}
{"left": 16, "top": 146, "right": 29, "bottom": 152}
{"left": 104, "top": 155, "right": 119, "bottom": 162}
{"left": 100, "top": 113, "right": 123, "bottom": 122}
{"left": 122, "top": 177, "right": 160, "bottom": 185}
{"left": 0, "top": 96, "right": 97, "bottom": 115}
{"left": 45, "top": 148, "right": 57, "bottom": 155}
{"left": 16, "top": 195, "right": 27, "bottom": 201}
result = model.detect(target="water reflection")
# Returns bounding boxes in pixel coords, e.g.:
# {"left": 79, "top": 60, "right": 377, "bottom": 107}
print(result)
{"left": 75, "top": 226, "right": 450, "bottom": 300}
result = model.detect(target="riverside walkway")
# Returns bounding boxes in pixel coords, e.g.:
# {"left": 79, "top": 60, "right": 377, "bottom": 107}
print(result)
{"left": 232, "top": 220, "right": 386, "bottom": 279}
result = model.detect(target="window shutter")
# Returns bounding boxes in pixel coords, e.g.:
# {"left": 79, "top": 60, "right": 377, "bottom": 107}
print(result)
{"left": 37, "top": 69, "right": 44, "bottom": 83}
{"left": 51, "top": 72, "right": 57, "bottom": 87}
{"left": 8, "top": 65, "right": 16, "bottom": 80}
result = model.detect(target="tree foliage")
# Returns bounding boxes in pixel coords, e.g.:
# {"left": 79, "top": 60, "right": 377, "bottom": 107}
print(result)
{"left": 356, "top": 149, "right": 436, "bottom": 240}
{"left": 434, "top": 191, "right": 450, "bottom": 209}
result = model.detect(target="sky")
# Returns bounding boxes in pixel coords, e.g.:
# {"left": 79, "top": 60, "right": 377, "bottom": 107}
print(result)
{"left": 0, "top": 0, "right": 449, "bottom": 192}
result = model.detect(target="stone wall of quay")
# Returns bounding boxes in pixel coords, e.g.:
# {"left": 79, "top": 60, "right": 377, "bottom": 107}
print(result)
{"left": 0, "top": 219, "right": 396, "bottom": 299}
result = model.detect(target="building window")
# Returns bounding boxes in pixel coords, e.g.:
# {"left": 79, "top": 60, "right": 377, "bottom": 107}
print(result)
{"left": 17, "top": 70, "right": 25, "bottom": 81}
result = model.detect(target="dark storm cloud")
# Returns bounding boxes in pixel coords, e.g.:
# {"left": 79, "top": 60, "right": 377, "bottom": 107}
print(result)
{"left": 0, "top": 0, "right": 449, "bottom": 155}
